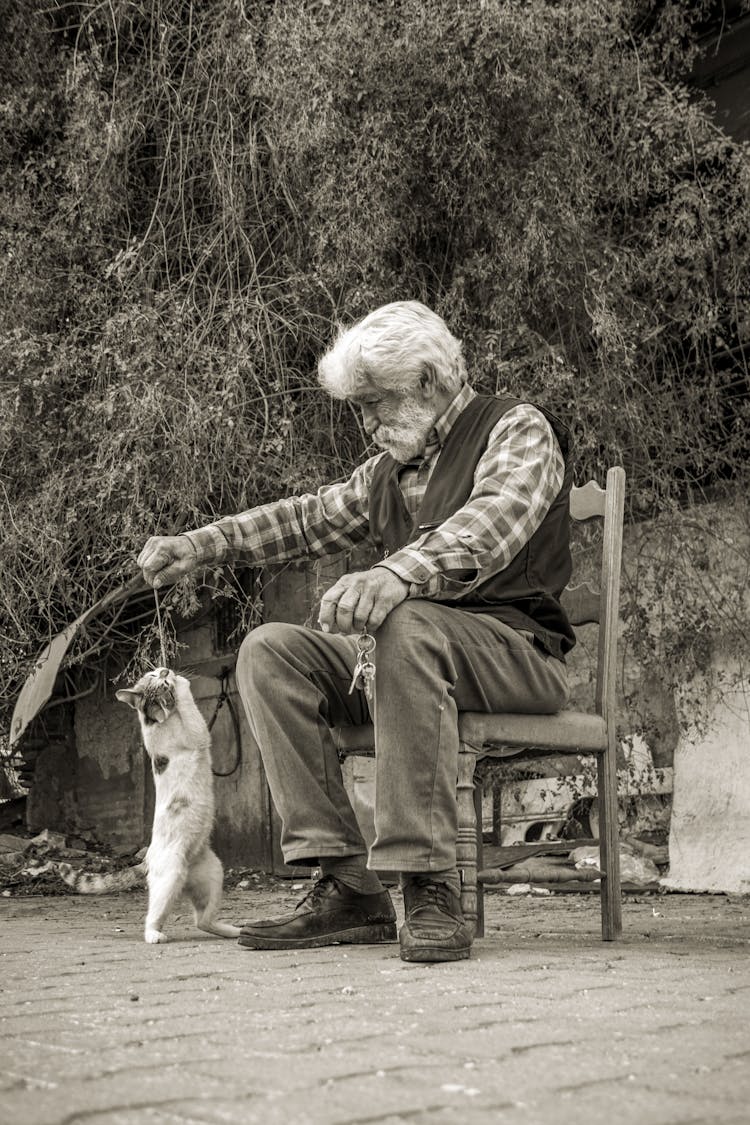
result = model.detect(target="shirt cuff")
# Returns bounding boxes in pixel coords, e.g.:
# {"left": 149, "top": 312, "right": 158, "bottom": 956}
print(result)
{"left": 183, "top": 526, "right": 228, "bottom": 566}
{"left": 374, "top": 552, "right": 478, "bottom": 598}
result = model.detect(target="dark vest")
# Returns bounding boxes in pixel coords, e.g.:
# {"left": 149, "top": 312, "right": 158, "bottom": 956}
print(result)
{"left": 368, "top": 394, "right": 576, "bottom": 659}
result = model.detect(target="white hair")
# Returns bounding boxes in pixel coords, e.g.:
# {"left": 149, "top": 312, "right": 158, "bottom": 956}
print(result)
{"left": 317, "top": 300, "right": 466, "bottom": 400}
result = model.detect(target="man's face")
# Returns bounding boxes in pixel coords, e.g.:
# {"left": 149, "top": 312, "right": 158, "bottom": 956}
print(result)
{"left": 350, "top": 384, "right": 436, "bottom": 463}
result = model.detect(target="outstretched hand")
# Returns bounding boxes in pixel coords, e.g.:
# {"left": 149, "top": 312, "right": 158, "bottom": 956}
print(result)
{"left": 138, "top": 535, "right": 198, "bottom": 588}
{"left": 318, "top": 568, "right": 409, "bottom": 635}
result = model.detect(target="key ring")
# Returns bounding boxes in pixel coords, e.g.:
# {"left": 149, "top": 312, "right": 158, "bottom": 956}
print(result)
{"left": 348, "top": 629, "right": 377, "bottom": 704}
{"left": 356, "top": 630, "right": 376, "bottom": 656}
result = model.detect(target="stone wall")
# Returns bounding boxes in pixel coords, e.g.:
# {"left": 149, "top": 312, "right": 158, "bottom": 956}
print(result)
{"left": 26, "top": 696, "right": 146, "bottom": 854}
{"left": 664, "top": 658, "right": 750, "bottom": 894}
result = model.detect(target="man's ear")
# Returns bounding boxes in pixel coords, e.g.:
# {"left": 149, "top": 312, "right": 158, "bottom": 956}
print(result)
{"left": 419, "top": 362, "right": 439, "bottom": 397}
{"left": 115, "top": 688, "right": 142, "bottom": 711}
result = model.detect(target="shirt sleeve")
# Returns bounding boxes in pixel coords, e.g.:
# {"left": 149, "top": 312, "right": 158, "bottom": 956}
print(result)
{"left": 374, "top": 404, "right": 565, "bottom": 598}
{"left": 183, "top": 455, "right": 385, "bottom": 567}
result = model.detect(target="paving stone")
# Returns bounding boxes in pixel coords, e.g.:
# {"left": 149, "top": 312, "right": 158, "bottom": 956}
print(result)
{"left": 1, "top": 888, "right": 748, "bottom": 1124}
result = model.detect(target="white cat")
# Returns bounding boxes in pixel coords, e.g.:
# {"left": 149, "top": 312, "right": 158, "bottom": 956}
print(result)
{"left": 59, "top": 668, "right": 240, "bottom": 944}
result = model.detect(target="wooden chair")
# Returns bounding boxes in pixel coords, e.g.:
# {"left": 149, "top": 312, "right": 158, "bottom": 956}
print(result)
{"left": 335, "top": 466, "right": 626, "bottom": 943}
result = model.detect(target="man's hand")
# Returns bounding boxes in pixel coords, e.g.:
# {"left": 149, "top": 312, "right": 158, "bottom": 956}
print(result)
{"left": 138, "top": 536, "right": 198, "bottom": 588}
{"left": 318, "top": 568, "right": 409, "bottom": 634}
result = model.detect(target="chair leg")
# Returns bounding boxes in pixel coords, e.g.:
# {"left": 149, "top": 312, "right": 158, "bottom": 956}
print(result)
{"left": 597, "top": 738, "right": 622, "bottom": 940}
{"left": 457, "top": 746, "right": 482, "bottom": 938}
{"left": 473, "top": 778, "right": 485, "bottom": 939}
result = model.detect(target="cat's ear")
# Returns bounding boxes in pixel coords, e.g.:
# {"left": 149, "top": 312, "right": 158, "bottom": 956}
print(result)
{"left": 116, "top": 688, "right": 143, "bottom": 710}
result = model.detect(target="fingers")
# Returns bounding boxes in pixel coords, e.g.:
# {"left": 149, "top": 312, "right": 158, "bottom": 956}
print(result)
{"left": 318, "top": 577, "right": 350, "bottom": 634}
{"left": 317, "top": 570, "right": 405, "bottom": 634}
{"left": 335, "top": 586, "right": 376, "bottom": 635}
{"left": 138, "top": 541, "right": 171, "bottom": 587}
{"left": 352, "top": 589, "right": 377, "bottom": 632}
{"left": 138, "top": 536, "right": 196, "bottom": 588}
{"left": 331, "top": 588, "right": 360, "bottom": 635}
{"left": 362, "top": 594, "right": 388, "bottom": 632}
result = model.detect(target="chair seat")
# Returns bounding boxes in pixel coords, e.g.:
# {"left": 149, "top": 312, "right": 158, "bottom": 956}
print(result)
{"left": 334, "top": 710, "right": 607, "bottom": 757}
{"left": 458, "top": 710, "right": 607, "bottom": 756}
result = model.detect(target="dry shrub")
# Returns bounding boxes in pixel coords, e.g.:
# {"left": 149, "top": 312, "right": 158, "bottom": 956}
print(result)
{"left": 0, "top": 0, "right": 748, "bottom": 761}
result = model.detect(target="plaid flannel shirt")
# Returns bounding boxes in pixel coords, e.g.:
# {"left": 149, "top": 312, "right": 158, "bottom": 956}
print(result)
{"left": 185, "top": 383, "right": 564, "bottom": 600}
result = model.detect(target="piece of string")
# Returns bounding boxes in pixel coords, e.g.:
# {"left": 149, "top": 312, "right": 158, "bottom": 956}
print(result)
{"left": 153, "top": 586, "right": 168, "bottom": 669}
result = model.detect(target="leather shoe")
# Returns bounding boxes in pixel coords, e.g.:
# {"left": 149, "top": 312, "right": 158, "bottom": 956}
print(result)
{"left": 399, "top": 876, "right": 472, "bottom": 962}
{"left": 238, "top": 874, "right": 397, "bottom": 950}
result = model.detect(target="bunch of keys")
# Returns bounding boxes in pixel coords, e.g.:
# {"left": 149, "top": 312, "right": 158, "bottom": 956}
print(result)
{"left": 348, "top": 629, "right": 377, "bottom": 703}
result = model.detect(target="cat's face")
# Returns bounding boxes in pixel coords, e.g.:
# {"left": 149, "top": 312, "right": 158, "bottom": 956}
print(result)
{"left": 116, "top": 668, "right": 190, "bottom": 725}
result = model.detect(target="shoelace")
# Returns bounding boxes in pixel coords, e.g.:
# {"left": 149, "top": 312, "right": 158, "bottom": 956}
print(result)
{"left": 295, "top": 873, "right": 338, "bottom": 910}
{"left": 407, "top": 878, "right": 454, "bottom": 914}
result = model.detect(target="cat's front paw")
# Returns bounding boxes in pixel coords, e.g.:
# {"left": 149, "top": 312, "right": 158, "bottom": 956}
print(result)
{"left": 144, "top": 928, "right": 168, "bottom": 944}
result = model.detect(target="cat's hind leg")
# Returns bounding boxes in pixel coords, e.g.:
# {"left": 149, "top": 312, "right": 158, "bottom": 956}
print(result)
{"left": 186, "top": 848, "right": 240, "bottom": 938}
{"left": 144, "top": 856, "right": 187, "bottom": 943}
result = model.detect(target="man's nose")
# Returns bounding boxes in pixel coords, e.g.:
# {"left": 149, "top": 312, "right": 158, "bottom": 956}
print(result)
{"left": 361, "top": 405, "right": 378, "bottom": 433}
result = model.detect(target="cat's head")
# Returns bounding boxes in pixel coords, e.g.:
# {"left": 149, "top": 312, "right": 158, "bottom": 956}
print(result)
{"left": 115, "top": 667, "right": 190, "bottom": 725}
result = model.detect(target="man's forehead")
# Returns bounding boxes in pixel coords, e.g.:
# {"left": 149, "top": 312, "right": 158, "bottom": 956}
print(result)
{"left": 347, "top": 382, "right": 389, "bottom": 405}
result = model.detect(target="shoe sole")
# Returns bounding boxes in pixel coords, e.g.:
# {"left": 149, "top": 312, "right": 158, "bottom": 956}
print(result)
{"left": 238, "top": 922, "right": 397, "bottom": 950}
{"left": 400, "top": 945, "right": 471, "bottom": 963}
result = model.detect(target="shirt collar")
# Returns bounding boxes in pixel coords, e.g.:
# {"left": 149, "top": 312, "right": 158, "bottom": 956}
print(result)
{"left": 425, "top": 382, "right": 476, "bottom": 452}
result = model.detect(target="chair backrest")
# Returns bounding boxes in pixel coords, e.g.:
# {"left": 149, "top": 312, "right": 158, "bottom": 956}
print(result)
{"left": 560, "top": 467, "right": 626, "bottom": 722}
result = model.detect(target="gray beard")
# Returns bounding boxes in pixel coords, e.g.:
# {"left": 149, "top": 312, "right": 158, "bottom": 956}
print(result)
{"left": 374, "top": 400, "right": 435, "bottom": 462}
{"left": 376, "top": 436, "right": 425, "bottom": 462}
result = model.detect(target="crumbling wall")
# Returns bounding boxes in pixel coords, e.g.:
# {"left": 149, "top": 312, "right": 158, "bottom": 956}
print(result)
{"left": 27, "top": 692, "right": 146, "bottom": 854}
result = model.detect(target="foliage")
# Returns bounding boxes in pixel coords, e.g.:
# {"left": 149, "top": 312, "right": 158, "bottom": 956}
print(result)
{"left": 1, "top": 0, "right": 748, "bottom": 758}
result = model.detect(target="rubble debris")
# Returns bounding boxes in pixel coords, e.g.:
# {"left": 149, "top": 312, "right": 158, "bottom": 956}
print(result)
{"left": 30, "top": 829, "right": 67, "bottom": 850}
{"left": 623, "top": 834, "right": 669, "bottom": 865}
{"left": 479, "top": 839, "right": 663, "bottom": 890}
{"left": 479, "top": 856, "right": 601, "bottom": 884}
{"left": 0, "top": 828, "right": 140, "bottom": 896}
{"left": 505, "top": 884, "right": 552, "bottom": 896}
{"left": 0, "top": 833, "right": 32, "bottom": 854}
{"left": 570, "top": 844, "right": 661, "bottom": 885}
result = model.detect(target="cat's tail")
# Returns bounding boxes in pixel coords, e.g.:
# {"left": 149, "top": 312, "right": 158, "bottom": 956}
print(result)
{"left": 57, "top": 861, "right": 146, "bottom": 894}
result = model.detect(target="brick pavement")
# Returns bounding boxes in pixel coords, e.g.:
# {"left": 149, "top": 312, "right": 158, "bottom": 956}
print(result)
{"left": 1, "top": 884, "right": 749, "bottom": 1125}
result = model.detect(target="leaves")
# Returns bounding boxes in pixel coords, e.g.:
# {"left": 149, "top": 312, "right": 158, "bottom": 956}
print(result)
{"left": 0, "top": 0, "right": 748, "bottom": 740}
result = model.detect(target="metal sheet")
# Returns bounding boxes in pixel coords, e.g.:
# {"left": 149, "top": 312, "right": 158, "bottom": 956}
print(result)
{"left": 9, "top": 574, "right": 147, "bottom": 748}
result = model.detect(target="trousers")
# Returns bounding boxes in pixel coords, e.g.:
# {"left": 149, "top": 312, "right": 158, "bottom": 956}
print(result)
{"left": 235, "top": 599, "right": 569, "bottom": 873}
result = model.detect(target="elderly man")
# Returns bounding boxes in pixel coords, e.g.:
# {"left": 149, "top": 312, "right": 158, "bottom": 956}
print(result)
{"left": 138, "top": 300, "right": 574, "bottom": 962}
